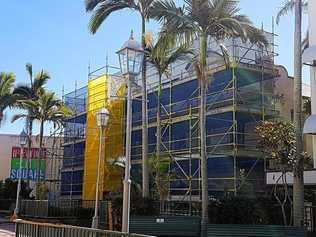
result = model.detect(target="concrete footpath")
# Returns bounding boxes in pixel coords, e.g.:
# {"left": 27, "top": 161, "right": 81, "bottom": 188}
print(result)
{"left": 0, "top": 217, "right": 15, "bottom": 237}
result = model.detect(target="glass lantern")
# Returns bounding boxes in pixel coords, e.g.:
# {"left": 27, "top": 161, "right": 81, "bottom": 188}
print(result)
{"left": 19, "top": 130, "right": 28, "bottom": 147}
{"left": 96, "top": 108, "right": 110, "bottom": 128}
{"left": 117, "top": 31, "right": 144, "bottom": 76}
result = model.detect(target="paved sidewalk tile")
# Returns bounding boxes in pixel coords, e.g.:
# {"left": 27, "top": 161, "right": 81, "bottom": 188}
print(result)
{"left": 0, "top": 221, "right": 15, "bottom": 237}
{"left": 0, "top": 230, "right": 15, "bottom": 237}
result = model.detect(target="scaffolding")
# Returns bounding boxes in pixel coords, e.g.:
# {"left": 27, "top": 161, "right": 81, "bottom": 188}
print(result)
{"left": 60, "top": 30, "right": 279, "bottom": 202}
{"left": 83, "top": 72, "right": 125, "bottom": 200}
{"left": 61, "top": 85, "right": 87, "bottom": 199}
{"left": 61, "top": 64, "right": 126, "bottom": 200}
{"left": 44, "top": 128, "right": 64, "bottom": 199}
{"left": 130, "top": 31, "right": 279, "bottom": 201}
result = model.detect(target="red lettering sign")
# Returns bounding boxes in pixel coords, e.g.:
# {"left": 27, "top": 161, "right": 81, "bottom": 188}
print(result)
{"left": 11, "top": 147, "right": 47, "bottom": 159}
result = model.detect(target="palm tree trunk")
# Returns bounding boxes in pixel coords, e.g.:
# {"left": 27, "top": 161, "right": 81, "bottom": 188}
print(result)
{"left": 37, "top": 119, "right": 44, "bottom": 199}
{"left": 0, "top": 112, "right": 3, "bottom": 125}
{"left": 26, "top": 116, "right": 33, "bottom": 188}
{"left": 199, "top": 31, "right": 208, "bottom": 237}
{"left": 293, "top": 0, "right": 305, "bottom": 227}
{"left": 156, "top": 74, "right": 162, "bottom": 190}
{"left": 141, "top": 16, "right": 149, "bottom": 198}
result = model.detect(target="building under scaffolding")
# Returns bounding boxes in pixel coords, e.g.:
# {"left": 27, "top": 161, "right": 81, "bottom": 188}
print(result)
{"left": 61, "top": 67, "right": 125, "bottom": 200}
{"left": 130, "top": 33, "right": 278, "bottom": 199}
{"left": 60, "top": 31, "right": 279, "bottom": 200}
{"left": 61, "top": 86, "right": 87, "bottom": 199}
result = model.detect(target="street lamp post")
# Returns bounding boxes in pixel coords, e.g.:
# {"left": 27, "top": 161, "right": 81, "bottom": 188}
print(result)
{"left": 14, "top": 130, "right": 28, "bottom": 217}
{"left": 91, "top": 108, "right": 110, "bottom": 229}
{"left": 117, "top": 31, "right": 144, "bottom": 233}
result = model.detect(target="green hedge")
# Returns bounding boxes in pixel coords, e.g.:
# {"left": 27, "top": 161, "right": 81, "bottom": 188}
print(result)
{"left": 208, "top": 196, "right": 288, "bottom": 225}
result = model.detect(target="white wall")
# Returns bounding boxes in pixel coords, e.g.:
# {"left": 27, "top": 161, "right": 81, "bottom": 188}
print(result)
{"left": 267, "top": 170, "right": 316, "bottom": 185}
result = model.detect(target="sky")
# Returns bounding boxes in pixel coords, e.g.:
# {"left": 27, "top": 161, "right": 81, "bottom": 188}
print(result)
{"left": 0, "top": 0, "right": 309, "bottom": 135}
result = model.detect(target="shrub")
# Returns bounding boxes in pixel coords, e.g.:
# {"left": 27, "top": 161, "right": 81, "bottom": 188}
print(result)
{"left": 208, "top": 196, "right": 285, "bottom": 225}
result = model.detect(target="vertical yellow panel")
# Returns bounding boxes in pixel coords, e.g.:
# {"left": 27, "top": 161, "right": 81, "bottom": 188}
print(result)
{"left": 83, "top": 75, "right": 125, "bottom": 200}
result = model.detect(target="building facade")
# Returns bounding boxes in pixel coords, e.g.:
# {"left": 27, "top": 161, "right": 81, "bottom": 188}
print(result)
{"left": 60, "top": 31, "right": 291, "bottom": 200}
{"left": 0, "top": 133, "right": 62, "bottom": 198}
{"left": 60, "top": 30, "right": 316, "bottom": 200}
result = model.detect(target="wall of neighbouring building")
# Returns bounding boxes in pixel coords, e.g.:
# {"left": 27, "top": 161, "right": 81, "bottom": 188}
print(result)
{"left": 274, "top": 65, "right": 313, "bottom": 165}
{"left": 0, "top": 133, "right": 62, "bottom": 198}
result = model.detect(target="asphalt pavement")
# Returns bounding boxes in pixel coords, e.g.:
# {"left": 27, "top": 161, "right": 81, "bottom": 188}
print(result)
{"left": 0, "top": 217, "right": 15, "bottom": 237}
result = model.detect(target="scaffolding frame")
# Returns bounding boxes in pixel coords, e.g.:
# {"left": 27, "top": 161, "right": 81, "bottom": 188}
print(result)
{"left": 61, "top": 62, "right": 126, "bottom": 200}
{"left": 130, "top": 32, "right": 279, "bottom": 202}
{"left": 60, "top": 30, "right": 280, "bottom": 203}
{"left": 61, "top": 83, "right": 87, "bottom": 199}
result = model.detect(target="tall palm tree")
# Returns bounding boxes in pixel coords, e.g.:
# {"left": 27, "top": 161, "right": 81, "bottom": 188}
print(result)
{"left": 276, "top": 0, "right": 305, "bottom": 227}
{"left": 293, "top": 0, "right": 304, "bottom": 228}
{"left": 13, "top": 64, "right": 50, "bottom": 185}
{"left": 277, "top": 0, "right": 309, "bottom": 53}
{"left": 0, "top": 72, "right": 16, "bottom": 125}
{"left": 13, "top": 91, "right": 72, "bottom": 198}
{"left": 276, "top": 0, "right": 308, "bottom": 24}
{"left": 145, "top": 33, "right": 193, "bottom": 170}
{"left": 150, "top": 0, "right": 267, "bottom": 235}
{"left": 85, "top": 0, "right": 155, "bottom": 197}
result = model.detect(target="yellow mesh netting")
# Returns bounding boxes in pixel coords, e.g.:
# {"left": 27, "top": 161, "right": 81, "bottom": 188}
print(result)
{"left": 83, "top": 75, "right": 125, "bottom": 200}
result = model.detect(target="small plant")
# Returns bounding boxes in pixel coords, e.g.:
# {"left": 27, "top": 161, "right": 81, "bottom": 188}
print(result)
{"left": 149, "top": 154, "right": 175, "bottom": 210}
{"left": 256, "top": 121, "right": 310, "bottom": 225}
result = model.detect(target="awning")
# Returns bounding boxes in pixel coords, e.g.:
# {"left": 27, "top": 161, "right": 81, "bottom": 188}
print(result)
{"left": 303, "top": 44, "right": 316, "bottom": 65}
{"left": 303, "top": 114, "right": 316, "bottom": 135}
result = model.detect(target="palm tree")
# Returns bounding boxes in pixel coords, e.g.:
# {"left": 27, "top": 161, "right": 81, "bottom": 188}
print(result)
{"left": 276, "top": 0, "right": 308, "bottom": 24}
{"left": 145, "top": 33, "right": 193, "bottom": 170}
{"left": 13, "top": 64, "right": 50, "bottom": 186}
{"left": 276, "top": 0, "right": 305, "bottom": 227}
{"left": 85, "top": 0, "right": 155, "bottom": 197}
{"left": 277, "top": 1, "right": 309, "bottom": 53}
{"left": 0, "top": 72, "right": 16, "bottom": 125}
{"left": 13, "top": 91, "right": 72, "bottom": 198}
{"left": 150, "top": 0, "right": 267, "bottom": 234}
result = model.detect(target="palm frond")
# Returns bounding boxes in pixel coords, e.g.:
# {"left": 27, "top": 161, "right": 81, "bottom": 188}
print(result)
{"left": 145, "top": 31, "right": 193, "bottom": 77}
{"left": 243, "top": 25, "right": 269, "bottom": 48}
{"left": 85, "top": 0, "right": 106, "bottom": 11}
{"left": 26, "top": 63, "right": 33, "bottom": 86}
{"left": 0, "top": 72, "right": 15, "bottom": 95}
{"left": 0, "top": 72, "right": 16, "bottom": 115}
{"left": 139, "top": 0, "right": 156, "bottom": 19}
{"left": 151, "top": 0, "right": 196, "bottom": 45}
{"left": 302, "top": 30, "right": 309, "bottom": 53}
{"left": 166, "top": 44, "right": 194, "bottom": 66}
{"left": 88, "top": 0, "right": 135, "bottom": 34}
{"left": 13, "top": 85, "right": 33, "bottom": 100}
{"left": 151, "top": 0, "right": 193, "bottom": 30}
{"left": 11, "top": 113, "right": 29, "bottom": 123}
{"left": 150, "top": 0, "right": 180, "bottom": 22}
{"left": 13, "top": 66, "right": 50, "bottom": 112}
{"left": 276, "top": 0, "right": 308, "bottom": 24}
{"left": 33, "top": 70, "right": 50, "bottom": 91}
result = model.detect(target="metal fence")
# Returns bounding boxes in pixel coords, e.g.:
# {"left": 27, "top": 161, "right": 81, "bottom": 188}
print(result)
{"left": 15, "top": 219, "right": 155, "bottom": 237}
{"left": 20, "top": 199, "right": 106, "bottom": 218}
{"left": 20, "top": 199, "right": 108, "bottom": 228}
{"left": 305, "top": 205, "right": 316, "bottom": 235}
{"left": 159, "top": 201, "right": 201, "bottom": 216}
{"left": 0, "top": 199, "right": 15, "bottom": 212}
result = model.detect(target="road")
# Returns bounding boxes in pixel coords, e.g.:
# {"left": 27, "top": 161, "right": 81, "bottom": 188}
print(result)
{"left": 0, "top": 217, "right": 15, "bottom": 237}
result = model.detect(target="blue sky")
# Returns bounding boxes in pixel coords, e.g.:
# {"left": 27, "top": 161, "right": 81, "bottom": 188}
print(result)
{"left": 0, "top": 0, "right": 309, "bottom": 134}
